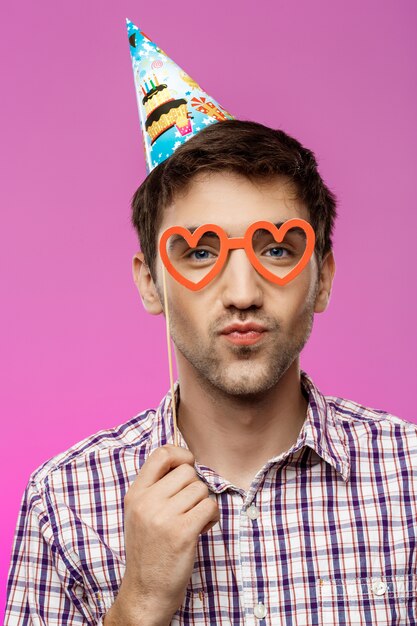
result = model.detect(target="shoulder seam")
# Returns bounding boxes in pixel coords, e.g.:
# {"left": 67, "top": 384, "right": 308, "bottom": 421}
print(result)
{"left": 327, "top": 398, "right": 416, "bottom": 429}
{"left": 30, "top": 413, "right": 155, "bottom": 485}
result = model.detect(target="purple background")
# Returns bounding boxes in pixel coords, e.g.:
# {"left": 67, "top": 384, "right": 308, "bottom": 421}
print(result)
{"left": 1, "top": 0, "right": 416, "bottom": 619}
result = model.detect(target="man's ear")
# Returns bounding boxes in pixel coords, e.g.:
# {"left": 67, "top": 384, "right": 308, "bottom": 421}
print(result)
{"left": 314, "top": 250, "right": 336, "bottom": 313}
{"left": 132, "top": 252, "right": 163, "bottom": 315}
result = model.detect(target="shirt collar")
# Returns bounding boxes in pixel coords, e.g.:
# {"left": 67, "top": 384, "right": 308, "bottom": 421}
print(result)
{"left": 299, "top": 370, "right": 350, "bottom": 483}
{"left": 148, "top": 370, "right": 350, "bottom": 488}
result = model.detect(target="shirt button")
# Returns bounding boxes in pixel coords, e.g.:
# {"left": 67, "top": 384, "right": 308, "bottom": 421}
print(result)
{"left": 372, "top": 580, "right": 387, "bottom": 596}
{"left": 246, "top": 504, "right": 259, "bottom": 520}
{"left": 254, "top": 602, "right": 267, "bottom": 619}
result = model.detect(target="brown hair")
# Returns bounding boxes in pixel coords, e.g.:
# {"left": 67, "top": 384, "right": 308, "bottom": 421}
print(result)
{"left": 131, "top": 119, "right": 337, "bottom": 280}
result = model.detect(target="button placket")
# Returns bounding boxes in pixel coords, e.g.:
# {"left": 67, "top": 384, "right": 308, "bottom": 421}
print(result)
{"left": 241, "top": 501, "right": 266, "bottom": 623}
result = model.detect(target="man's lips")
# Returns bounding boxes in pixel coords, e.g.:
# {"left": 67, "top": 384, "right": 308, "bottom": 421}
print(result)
{"left": 220, "top": 323, "right": 268, "bottom": 346}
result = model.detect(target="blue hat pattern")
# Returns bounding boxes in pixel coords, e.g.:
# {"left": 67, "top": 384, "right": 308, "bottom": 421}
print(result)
{"left": 126, "top": 19, "right": 234, "bottom": 173}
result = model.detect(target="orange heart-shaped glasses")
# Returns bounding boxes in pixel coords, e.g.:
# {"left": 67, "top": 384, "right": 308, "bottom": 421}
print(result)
{"left": 159, "top": 218, "right": 316, "bottom": 291}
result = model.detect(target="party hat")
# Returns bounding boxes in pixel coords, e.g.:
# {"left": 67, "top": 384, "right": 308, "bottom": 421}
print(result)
{"left": 126, "top": 19, "right": 234, "bottom": 173}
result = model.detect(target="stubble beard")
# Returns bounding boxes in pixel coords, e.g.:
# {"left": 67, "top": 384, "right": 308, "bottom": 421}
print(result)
{"left": 160, "top": 284, "right": 318, "bottom": 399}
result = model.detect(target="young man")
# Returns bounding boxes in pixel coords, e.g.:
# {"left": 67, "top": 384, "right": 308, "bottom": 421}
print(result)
{"left": 5, "top": 121, "right": 417, "bottom": 626}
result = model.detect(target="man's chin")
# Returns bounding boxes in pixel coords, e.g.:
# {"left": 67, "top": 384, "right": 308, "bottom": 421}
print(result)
{"left": 206, "top": 362, "right": 282, "bottom": 397}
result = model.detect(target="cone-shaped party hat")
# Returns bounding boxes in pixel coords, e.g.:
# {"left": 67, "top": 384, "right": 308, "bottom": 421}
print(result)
{"left": 126, "top": 19, "right": 234, "bottom": 173}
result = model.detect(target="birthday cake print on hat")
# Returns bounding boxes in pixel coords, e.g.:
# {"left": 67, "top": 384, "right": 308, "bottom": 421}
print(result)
{"left": 126, "top": 19, "right": 234, "bottom": 173}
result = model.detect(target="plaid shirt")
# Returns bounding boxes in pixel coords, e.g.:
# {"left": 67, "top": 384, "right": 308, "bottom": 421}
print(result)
{"left": 5, "top": 370, "right": 417, "bottom": 625}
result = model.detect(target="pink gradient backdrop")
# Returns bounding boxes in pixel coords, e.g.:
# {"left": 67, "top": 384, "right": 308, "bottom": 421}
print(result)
{"left": 1, "top": 0, "right": 416, "bottom": 619}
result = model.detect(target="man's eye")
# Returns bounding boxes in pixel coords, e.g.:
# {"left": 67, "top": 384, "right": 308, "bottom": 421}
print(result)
{"left": 186, "top": 248, "right": 216, "bottom": 261}
{"left": 264, "top": 246, "right": 293, "bottom": 258}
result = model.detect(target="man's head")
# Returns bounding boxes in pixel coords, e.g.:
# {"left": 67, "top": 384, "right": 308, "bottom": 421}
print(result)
{"left": 131, "top": 120, "right": 337, "bottom": 397}
{"left": 131, "top": 119, "right": 337, "bottom": 280}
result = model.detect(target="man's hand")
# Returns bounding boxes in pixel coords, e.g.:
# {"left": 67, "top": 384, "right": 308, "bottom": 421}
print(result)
{"left": 104, "top": 444, "right": 220, "bottom": 626}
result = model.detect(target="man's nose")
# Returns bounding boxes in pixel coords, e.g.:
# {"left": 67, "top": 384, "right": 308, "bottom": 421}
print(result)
{"left": 219, "top": 249, "right": 263, "bottom": 309}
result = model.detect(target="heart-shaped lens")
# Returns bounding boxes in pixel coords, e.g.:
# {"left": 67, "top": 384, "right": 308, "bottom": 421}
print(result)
{"left": 251, "top": 225, "right": 307, "bottom": 278}
{"left": 245, "top": 219, "right": 315, "bottom": 285}
{"left": 166, "top": 230, "right": 221, "bottom": 280}
{"left": 160, "top": 224, "right": 228, "bottom": 291}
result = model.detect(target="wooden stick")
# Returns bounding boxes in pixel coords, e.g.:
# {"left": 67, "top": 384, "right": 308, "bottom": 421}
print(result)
{"left": 162, "top": 264, "right": 178, "bottom": 447}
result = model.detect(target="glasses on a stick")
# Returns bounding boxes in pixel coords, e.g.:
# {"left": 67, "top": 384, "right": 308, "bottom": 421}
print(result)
{"left": 159, "top": 218, "right": 316, "bottom": 290}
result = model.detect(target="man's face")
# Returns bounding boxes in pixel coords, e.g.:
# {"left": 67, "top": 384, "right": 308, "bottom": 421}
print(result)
{"left": 152, "top": 171, "right": 323, "bottom": 397}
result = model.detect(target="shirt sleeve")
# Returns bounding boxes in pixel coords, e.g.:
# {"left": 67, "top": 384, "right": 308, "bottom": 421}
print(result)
{"left": 5, "top": 478, "right": 104, "bottom": 625}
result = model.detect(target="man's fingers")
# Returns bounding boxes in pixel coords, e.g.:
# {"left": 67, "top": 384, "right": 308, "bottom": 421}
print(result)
{"left": 132, "top": 444, "right": 195, "bottom": 490}
{"left": 184, "top": 496, "right": 220, "bottom": 536}
{"left": 149, "top": 462, "right": 200, "bottom": 499}
{"left": 168, "top": 475, "right": 210, "bottom": 512}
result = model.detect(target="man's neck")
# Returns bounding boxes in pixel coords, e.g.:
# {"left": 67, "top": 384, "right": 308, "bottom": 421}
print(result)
{"left": 175, "top": 360, "right": 308, "bottom": 492}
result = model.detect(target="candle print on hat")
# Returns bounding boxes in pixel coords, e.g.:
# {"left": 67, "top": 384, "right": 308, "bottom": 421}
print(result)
{"left": 126, "top": 19, "right": 234, "bottom": 173}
